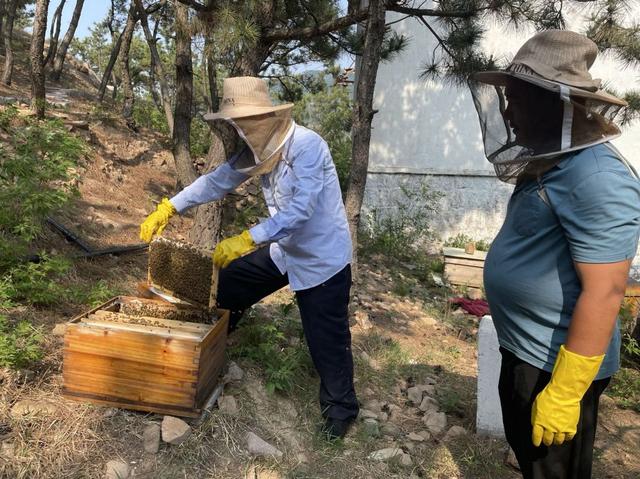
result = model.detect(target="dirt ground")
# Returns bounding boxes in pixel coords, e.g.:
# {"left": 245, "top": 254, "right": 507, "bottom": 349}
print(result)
{"left": 0, "top": 37, "right": 639, "bottom": 479}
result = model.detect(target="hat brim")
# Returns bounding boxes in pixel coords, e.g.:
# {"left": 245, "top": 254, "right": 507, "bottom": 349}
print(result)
{"left": 472, "top": 71, "right": 627, "bottom": 107}
{"left": 204, "top": 103, "right": 294, "bottom": 121}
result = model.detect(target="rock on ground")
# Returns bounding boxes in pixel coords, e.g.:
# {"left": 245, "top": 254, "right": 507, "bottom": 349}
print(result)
{"left": 246, "top": 432, "right": 283, "bottom": 458}
{"left": 218, "top": 395, "right": 238, "bottom": 415}
{"left": 161, "top": 416, "right": 191, "bottom": 445}
{"left": 419, "top": 395, "right": 439, "bottom": 412}
{"left": 224, "top": 361, "right": 244, "bottom": 382}
{"left": 359, "top": 409, "right": 379, "bottom": 420}
{"left": 143, "top": 424, "right": 161, "bottom": 454}
{"left": 443, "top": 425, "right": 467, "bottom": 442}
{"left": 368, "top": 447, "right": 404, "bottom": 461}
{"left": 105, "top": 459, "right": 130, "bottom": 479}
{"left": 423, "top": 410, "right": 447, "bottom": 435}
{"left": 408, "top": 432, "right": 426, "bottom": 442}
{"left": 10, "top": 400, "right": 58, "bottom": 418}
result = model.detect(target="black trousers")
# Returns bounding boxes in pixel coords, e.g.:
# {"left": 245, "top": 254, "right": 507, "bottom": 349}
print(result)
{"left": 498, "top": 347, "right": 610, "bottom": 479}
{"left": 216, "top": 246, "right": 359, "bottom": 421}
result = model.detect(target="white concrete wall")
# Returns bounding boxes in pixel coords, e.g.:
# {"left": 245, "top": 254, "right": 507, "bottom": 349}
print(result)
{"left": 365, "top": 8, "right": 640, "bottom": 253}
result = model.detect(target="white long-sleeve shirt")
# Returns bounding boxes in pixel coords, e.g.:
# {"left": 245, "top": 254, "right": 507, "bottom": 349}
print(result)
{"left": 170, "top": 124, "right": 352, "bottom": 291}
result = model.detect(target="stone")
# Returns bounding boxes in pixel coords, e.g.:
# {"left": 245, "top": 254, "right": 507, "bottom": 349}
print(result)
{"left": 407, "top": 386, "right": 424, "bottom": 405}
{"left": 359, "top": 409, "right": 379, "bottom": 420}
{"left": 423, "top": 411, "right": 447, "bottom": 435}
{"left": 430, "top": 273, "right": 445, "bottom": 287}
{"left": 246, "top": 432, "right": 283, "bottom": 458}
{"left": 467, "top": 288, "right": 484, "bottom": 300}
{"left": 364, "top": 399, "right": 383, "bottom": 413}
{"left": 224, "top": 361, "right": 244, "bottom": 382}
{"left": 218, "top": 395, "right": 238, "bottom": 415}
{"left": 368, "top": 447, "right": 403, "bottom": 462}
{"left": 443, "top": 425, "right": 467, "bottom": 442}
{"left": 418, "top": 395, "right": 439, "bottom": 412}
{"left": 355, "top": 310, "right": 373, "bottom": 330}
{"left": 504, "top": 447, "right": 520, "bottom": 470}
{"left": 10, "top": 399, "right": 58, "bottom": 418}
{"left": 52, "top": 323, "right": 67, "bottom": 336}
{"left": 143, "top": 424, "right": 160, "bottom": 454}
{"left": 105, "top": 459, "right": 130, "bottom": 479}
{"left": 161, "top": 416, "right": 191, "bottom": 445}
{"left": 408, "top": 432, "right": 425, "bottom": 442}
{"left": 363, "top": 387, "right": 375, "bottom": 397}
{"left": 477, "top": 316, "right": 505, "bottom": 438}
{"left": 381, "top": 422, "right": 402, "bottom": 437}
{"left": 418, "top": 430, "right": 431, "bottom": 441}
{"left": 387, "top": 403, "right": 402, "bottom": 419}
{"left": 378, "top": 411, "right": 389, "bottom": 422}
{"left": 362, "top": 418, "right": 381, "bottom": 438}
{"left": 400, "top": 453, "right": 413, "bottom": 466}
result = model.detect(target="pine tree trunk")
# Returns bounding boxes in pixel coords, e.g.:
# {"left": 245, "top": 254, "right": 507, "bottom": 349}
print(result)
{"left": 172, "top": 3, "right": 197, "bottom": 188}
{"left": 44, "top": 0, "right": 65, "bottom": 68}
{"left": 2, "top": 0, "right": 17, "bottom": 85}
{"left": 98, "top": 33, "right": 123, "bottom": 101}
{"left": 134, "top": 0, "right": 174, "bottom": 135}
{"left": 344, "top": 0, "right": 386, "bottom": 278}
{"left": 30, "top": 0, "right": 50, "bottom": 119}
{"left": 50, "top": 0, "right": 85, "bottom": 80}
{"left": 188, "top": 122, "right": 238, "bottom": 249}
{"left": 0, "top": 0, "right": 6, "bottom": 43}
{"left": 120, "top": 3, "right": 137, "bottom": 129}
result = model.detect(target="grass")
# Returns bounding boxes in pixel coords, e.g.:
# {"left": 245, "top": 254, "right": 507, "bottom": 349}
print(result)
{"left": 607, "top": 367, "right": 640, "bottom": 413}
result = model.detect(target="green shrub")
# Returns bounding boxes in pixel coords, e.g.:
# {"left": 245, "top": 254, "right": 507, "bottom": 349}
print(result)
{"left": 0, "top": 315, "right": 44, "bottom": 369}
{"left": 230, "top": 302, "right": 311, "bottom": 394}
{"left": 0, "top": 108, "right": 83, "bottom": 272}
{"left": 1, "top": 255, "right": 71, "bottom": 306}
{"left": 190, "top": 116, "right": 211, "bottom": 158}
{"left": 360, "top": 182, "right": 442, "bottom": 260}
{"left": 444, "top": 234, "right": 491, "bottom": 252}
{"left": 132, "top": 99, "right": 170, "bottom": 135}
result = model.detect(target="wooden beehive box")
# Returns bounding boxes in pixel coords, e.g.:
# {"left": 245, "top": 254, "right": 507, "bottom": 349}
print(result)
{"left": 63, "top": 238, "right": 226, "bottom": 417}
{"left": 443, "top": 247, "right": 487, "bottom": 290}
{"left": 63, "top": 296, "right": 229, "bottom": 417}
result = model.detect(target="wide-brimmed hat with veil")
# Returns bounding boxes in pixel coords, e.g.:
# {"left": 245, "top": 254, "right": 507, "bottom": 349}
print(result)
{"left": 204, "top": 77, "right": 295, "bottom": 177}
{"left": 469, "top": 29, "right": 627, "bottom": 183}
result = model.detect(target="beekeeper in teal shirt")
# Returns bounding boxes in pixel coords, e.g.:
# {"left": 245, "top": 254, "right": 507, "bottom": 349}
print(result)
{"left": 470, "top": 30, "right": 640, "bottom": 478}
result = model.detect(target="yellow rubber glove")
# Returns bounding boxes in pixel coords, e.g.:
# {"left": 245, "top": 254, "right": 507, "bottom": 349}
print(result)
{"left": 213, "top": 230, "right": 256, "bottom": 268}
{"left": 139, "top": 198, "right": 176, "bottom": 243}
{"left": 531, "top": 345, "right": 604, "bottom": 447}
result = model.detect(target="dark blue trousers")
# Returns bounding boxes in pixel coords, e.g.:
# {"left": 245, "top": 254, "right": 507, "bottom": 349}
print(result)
{"left": 217, "top": 246, "right": 359, "bottom": 421}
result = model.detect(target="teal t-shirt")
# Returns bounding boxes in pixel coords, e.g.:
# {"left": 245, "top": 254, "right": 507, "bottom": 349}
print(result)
{"left": 484, "top": 143, "right": 640, "bottom": 379}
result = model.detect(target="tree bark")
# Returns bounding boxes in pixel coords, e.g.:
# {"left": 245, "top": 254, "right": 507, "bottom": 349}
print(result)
{"left": 188, "top": 122, "right": 238, "bottom": 249}
{"left": 98, "top": 32, "right": 123, "bottom": 101}
{"left": 0, "top": 0, "right": 6, "bottom": 43}
{"left": 134, "top": 0, "right": 174, "bottom": 135}
{"left": 120, "top": 3, "right": 137, "bottom": 129}
{"left": 344, "top": 0, "right": 386, "bottom": 277}
{"left": 172, "top": 2, "right": 197, "bottom": 188}
{"left": 44, "top": 0, "right": 65, "bottom": 68}
{"left": 50, "top": 0, "right": 85, "bottom": 80}
{"left": 30, "top": 0, "right": 50, "bottom": 119}
{"left": 2, "top": 0, "right": 17, "bottom": 85}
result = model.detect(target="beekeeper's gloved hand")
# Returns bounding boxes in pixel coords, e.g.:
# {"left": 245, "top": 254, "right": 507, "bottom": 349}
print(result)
{"left": 213, "top": 230, "right": 255, "bottom": 268}
{"left": 531, "top": 345, "right": 604, "bottom": 447}
{"left": 139, "top": 198, "right": 176, "bottom": 243}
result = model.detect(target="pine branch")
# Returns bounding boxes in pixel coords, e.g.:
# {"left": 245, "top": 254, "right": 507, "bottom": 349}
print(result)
{"left": 264, "top": 7, "right": 370, "bottom": 42}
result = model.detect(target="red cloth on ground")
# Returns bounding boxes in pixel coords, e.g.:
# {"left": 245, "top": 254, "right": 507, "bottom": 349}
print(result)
{"left": 449, "top": 297, "right": 490, "bottom": 317}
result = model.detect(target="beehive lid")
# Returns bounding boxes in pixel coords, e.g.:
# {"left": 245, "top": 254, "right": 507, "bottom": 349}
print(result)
{"left": 148, "top": 238, "right": 218, "bottom": 310}
{"left": 443, "top": 247, "right": 487, "bottom": 261}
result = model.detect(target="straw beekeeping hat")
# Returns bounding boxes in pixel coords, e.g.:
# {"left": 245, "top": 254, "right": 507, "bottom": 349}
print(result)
{"left": 204, "top": 76, "right": 294, "bottom": 121}
{"left": 474, "top": 29, "right": 626, "bottom": 107}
